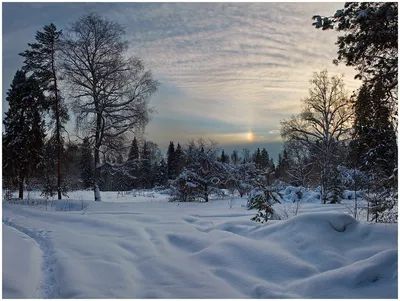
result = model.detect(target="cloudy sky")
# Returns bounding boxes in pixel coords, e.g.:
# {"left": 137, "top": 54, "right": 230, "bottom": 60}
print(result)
{"left": 2, "top": 2, "right": 361, "bottom": 160}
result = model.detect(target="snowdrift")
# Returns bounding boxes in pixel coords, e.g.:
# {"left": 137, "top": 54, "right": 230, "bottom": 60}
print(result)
{"left": 2, "top": 200, "right": 397, "bottom": 298}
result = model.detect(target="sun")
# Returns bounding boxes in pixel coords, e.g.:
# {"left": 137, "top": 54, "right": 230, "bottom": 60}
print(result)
{"left": 247, "top": 131, "right": 254, "bottom": 142}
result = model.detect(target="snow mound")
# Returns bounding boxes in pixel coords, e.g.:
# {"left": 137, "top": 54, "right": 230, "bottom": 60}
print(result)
{"left": 280, "top": 186, "right": 320, "bottom": 203}
{"left": 3, "top": 201, "right": 397, "bottom": 298}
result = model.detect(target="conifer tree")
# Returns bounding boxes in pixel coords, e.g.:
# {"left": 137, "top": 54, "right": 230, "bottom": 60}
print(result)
{"left": 3, "top": 70, "right": 46, "bottom": 199}
{"left": 260, "top": 148, "right": 270, "bottom": 169}
{"left": 20, "top": 23, "right": 68, "bottom": 200}
{"left": 140, "top": 141, "right": 152, "bottom": 188}
{"left": 127, "top": 137, "right": 140, "bottom": 188}
{"left": 155, "top": 158, "right": 168, "bottom": 187}
{"left": 167, "top": 141, "right": 176, "bottom": 179}
{"left": 230, "top": 149, "right": 240, "bottom": 165}
{"left": 174, "top": 143, "right": 185, "bottom": 176}
{"left": 252, "top": 148, "right": 262, "bottom": 168}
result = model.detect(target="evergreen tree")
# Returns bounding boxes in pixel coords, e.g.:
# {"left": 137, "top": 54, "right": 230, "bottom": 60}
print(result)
{"left": 155, "top": 158, "right": 168, "bottom": 187}
{"left": 174, "top": 143, "right": 185, "bottom": 176}
{"left": 260, "top": 148, "right": 270, "bottom": 169}
{"left": 140, "top": 141, "right": 152, "bottom": 188}
{"left": 80, "top": 137, "right": 94, "bottom": 189}
{"left": 352, "top": 83, "right": 397, "bottom": 177}
{"left": 20, "top": 23, "right": 69, "bottom": 200}
{"left": 252, "top": 148, "right": 262, "bottom": 168}
{"left": 167, "top": 141, "right": 176, "bottom": 179}
{"left": 3, "top": 70, "right": 46, "bottom": 199}
{"left": 230, "top": 149, "right": 240, "bottom": 165}
{"left": 241, "top": 148, "right": 251, "bottom": 164}
{"left": 126, "top": 137, "right": 140, "bottom": 188}
{"left": 220, "top": 150, "right": 229, "bottom": 163}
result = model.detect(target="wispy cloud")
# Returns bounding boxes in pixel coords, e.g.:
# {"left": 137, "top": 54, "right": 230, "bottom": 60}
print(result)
{"left": 3, "top": 2, "right": 361, "bottom": 153}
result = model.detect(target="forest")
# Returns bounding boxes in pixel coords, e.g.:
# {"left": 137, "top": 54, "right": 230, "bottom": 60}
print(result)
{"left": 2, "top": 2, "right": 398, "bottom": 223}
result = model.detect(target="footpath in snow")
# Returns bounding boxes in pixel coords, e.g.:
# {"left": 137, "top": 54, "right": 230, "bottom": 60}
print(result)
{"left": 2, "top": 192, "right": 398, "bottom": 298}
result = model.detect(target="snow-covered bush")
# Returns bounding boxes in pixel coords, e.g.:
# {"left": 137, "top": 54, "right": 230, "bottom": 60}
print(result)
{"left": 225, "top": 163, "right": 256, "bottom": 197}
{"left": 169, "top": 171, "right": 197, "bottom": 202}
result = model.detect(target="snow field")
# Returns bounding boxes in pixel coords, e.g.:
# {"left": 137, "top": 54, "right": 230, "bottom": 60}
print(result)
{"left": 2, "top": 191, "right": 398, "bottom": 298}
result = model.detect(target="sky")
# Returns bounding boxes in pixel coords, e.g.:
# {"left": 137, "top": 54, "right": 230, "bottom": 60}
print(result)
{"left": 2, "top": 1, "right": 361, "bottom": 160}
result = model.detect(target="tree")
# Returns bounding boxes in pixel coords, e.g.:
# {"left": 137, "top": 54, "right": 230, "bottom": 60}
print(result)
{"left": 352, "top": 83, "right": 397, "bottom": 177}
{"left": 260, "top": 148, "right": 270, "bottom": 169}
{"left": 167, "top": 141, "right": 176, "bottom": 179}
{"left": 40, "top": 137, "right": 57, "bottom": 198}
{"left": 61, "top": 13, "right": 159, "bottom": 201}
{"left": 225, "top": 162, "right": 256, "bottom": 197}
{"left": 20, "top": 23, "right": 69, "bottom": 200}
{"left": 247, "top": 170, "right": 281, "bottom": 223}
{"left": 3, "top": 70, "right": 46, "bottom": 199}
{"left": 281, "top": 70, "right": 353, "bottom": 203}
{"left": 174, "top": 143, "right": 185, "bottom": 176}
{"left": 139, "top": 141, "right": 152, "bottom": 189}
{"left": 155, "top": 158, "right": 168, "bottom": 187}
{"left": 80, "top": 137, "right": 94, "bottom": 189}
{"left": 170, "top": 139, "right": 226, "bottom": 202}
{"left": 312, "top": 2, "right": 398, "bottom": 117}
{"left": 252, "top": 148, "right": 262, "bottom": 168}
{"left": 283, "top": 141, "right": 313, "bottom": 186}
{"left": 241, "top": 148, "right": 251, "bottom": 164}
{"left": 230, "top": 149, "right": 240, "bottom": 165}
{"left": 126, "top": 137, "right": 140, "bottom": 188}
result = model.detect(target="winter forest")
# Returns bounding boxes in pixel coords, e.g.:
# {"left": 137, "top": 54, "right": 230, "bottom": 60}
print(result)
{"left": 2, "top": 2, "right": 398, "bottom": 299}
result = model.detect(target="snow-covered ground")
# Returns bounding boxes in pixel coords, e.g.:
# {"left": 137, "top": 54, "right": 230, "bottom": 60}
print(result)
{"left": 2, "top": 189, "right": 398, "bottom": 298}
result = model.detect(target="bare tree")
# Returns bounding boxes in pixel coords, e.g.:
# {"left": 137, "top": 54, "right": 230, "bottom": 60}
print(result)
{"left": 281, "top": 70, "right": 353, "bottom": 203}
{"left": 61, "top": 13, "right": 159, "bottom": 201}
{"left": 284, "top": 140, "right": 313, "bottom": 187}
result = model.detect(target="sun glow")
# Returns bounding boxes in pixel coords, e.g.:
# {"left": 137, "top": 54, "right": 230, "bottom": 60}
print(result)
{"left": 247, "top": 131, "right": 254, "bottom": 142}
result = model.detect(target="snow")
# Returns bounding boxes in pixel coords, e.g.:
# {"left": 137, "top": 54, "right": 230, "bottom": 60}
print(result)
{"left": 2, "top": 225, "right": 42, "bottom": 298}
{"left": 2, "top": 190, "right": 398, "bottom": 298}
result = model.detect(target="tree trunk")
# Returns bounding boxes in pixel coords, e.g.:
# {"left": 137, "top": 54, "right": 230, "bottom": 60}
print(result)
{"left": 354, "top": 169, "right": 358, "bottom": 220}
{"left": 94, "top": 113, "right": 102, "bottom": 202}
{"left": 51, "top": 40, "right": 62, "bottom": 200}
{"left": 18, "top": 176, "right": 24, "bottom": 200}
{"left": 93, "top": 148, "right": 101, "bottom": 202}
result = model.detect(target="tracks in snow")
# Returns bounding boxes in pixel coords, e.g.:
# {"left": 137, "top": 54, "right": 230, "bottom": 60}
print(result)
{"left": 2, "top": 218, "right": 58, "bottom": 298}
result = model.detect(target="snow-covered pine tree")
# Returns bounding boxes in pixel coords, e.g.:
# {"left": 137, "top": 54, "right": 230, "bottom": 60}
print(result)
{"left": 225, "top": 162, "right": 256, "bottom": 197}
{"left": 170, "top": 139, "right": 227, "bottom": 202}
{"left": 247, "top": 169, "right": 281, "bottom": 223}
{"left": 3, "top": 70, "right": 46, "bottom": 199}
{"left": 20, "top": 23, "right": 69, "bottom": 200}
{"left": 155, "top": 158, "right": 168, "bottom": 187}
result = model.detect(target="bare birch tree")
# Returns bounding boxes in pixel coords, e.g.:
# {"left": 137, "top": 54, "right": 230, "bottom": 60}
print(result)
{"left": 281, "top": 70, "right": 353, "bottom": 203}
{"left": 61, "top": 13, "right": 159, "bottom": 201}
